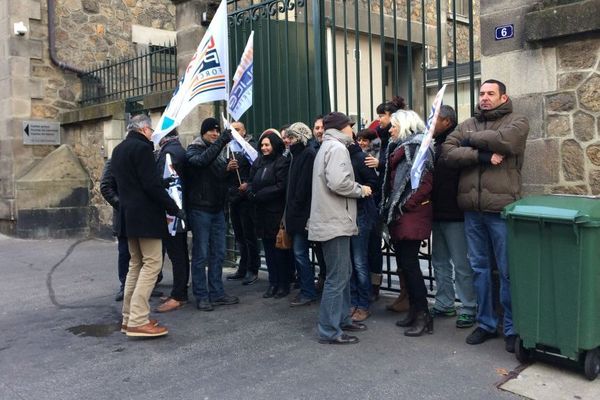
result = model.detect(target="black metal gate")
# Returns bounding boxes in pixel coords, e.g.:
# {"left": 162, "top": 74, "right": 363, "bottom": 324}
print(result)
{"left": 226, "top": 0, "right": 480, "bottom": 294}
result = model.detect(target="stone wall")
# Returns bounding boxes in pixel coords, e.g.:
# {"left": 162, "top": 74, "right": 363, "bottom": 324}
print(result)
{"left": 547, "top": 37, "right": 600, "bottom": 195}
{"left": 29, "top": 0, "right": 176, "bottom": 119}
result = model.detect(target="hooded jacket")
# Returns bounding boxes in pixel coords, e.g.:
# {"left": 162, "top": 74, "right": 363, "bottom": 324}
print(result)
{"left": 308, "top": 129, "right": 364, "bottom": 242}
{"left": 442, "top": 99, "right": 529, "bottom": 213}
{"left": 248, "top": 133, "right": 289, "bottom": 238}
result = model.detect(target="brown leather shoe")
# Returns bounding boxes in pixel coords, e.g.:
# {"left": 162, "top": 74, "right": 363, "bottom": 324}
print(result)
{"left": 121, "top": 319, "right": 158, "bottom": 334}
{"left": 386, "top": 293, "right": 410, "bottom": 313}
{"left": 126, "top": 322, "right": 168, "bottom": 338}
{"left": 156, "top": 298, "right": 186, "bottom": 313}
{"left": 352, "top": 308, "right": 370, "bottom": 322}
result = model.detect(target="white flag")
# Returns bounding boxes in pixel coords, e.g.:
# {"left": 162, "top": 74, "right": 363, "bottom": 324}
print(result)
{"left": 228, "top": 32, "right": 254, "bottom": 121}
{"left": 410, "top": 84, "right": 447, "bottom": 189}
{"left": 163, "top": 153, "right": 185, "bottom": 236}
{"left": 222, "top": 114, "right": 258, "bottom": 164}
{"left": 152, "top": 0, "right": 229, "bottom": 145}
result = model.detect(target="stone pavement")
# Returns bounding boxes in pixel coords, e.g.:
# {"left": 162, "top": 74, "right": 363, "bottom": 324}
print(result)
{"left": 0, "top": 235, "right": 527, "bottom": 400}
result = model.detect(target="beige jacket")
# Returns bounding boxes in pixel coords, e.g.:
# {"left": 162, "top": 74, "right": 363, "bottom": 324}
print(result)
{"left": 308, "top": 129, "right": 364, "bottom": 242}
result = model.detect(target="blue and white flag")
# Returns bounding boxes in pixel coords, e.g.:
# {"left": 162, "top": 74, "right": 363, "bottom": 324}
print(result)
{"left": 163, "top": 153, "right": 185, "bottom": 236}
{"left": 228, "top": 32, "right": 254, "bottom": 121}
{"left": 152, "top": 0, "right": 229, "bottom": 145}
{"left": 222, "top": 114, "right": 258, "bottom": 164}
{"left": 410, "top": 84, "right": 447, "bottom": 189}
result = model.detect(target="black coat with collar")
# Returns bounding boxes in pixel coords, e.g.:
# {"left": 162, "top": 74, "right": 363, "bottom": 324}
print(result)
{"left": 432, "top": 127, "right": 463, "bottom": 221}
{"left": 284, "top": 142, "right": 316, "bottom": 235}
{"left": 110, "top": 130, "right": 179, "bottom": 238}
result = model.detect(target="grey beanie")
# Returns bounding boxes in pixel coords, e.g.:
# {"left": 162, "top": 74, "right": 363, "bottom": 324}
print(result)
{"left": 285, "top": 122, "right": 313, "bottom": 146}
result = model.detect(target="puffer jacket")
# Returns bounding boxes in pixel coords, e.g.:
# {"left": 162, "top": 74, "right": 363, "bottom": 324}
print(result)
{"left": 308, "top": 129, "right": 364, "bottom": 242}
{"left": 186, "top": 133, "right": 231, "bottom": 213}
{"left": 442, "top": 99, "right": 529, "bottom": 212}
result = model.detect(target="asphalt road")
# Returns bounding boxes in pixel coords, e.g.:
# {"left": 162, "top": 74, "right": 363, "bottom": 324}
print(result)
{"left": 0, "top": 235, "right": 521, "bottom": 400}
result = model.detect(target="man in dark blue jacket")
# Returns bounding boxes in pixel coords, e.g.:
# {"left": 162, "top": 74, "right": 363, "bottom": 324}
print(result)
{"left": 111, "top": 114, "right": 183, "bottom": 338}
{"left": 186, "top": 118, "right": 239, "bottom": 311}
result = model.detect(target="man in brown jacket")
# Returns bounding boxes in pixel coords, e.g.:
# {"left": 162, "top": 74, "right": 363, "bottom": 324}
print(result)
{"left": 442, "top": 79, "right": 529, "bottom": 353}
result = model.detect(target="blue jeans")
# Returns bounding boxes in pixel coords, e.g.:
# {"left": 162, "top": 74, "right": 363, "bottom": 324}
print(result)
{"left": 432, "top": 221, "right": 477, "bottom": 316}
{"left": 190, "top": 209, "right": 226, "bottom": 301}
{"left": 292, "top": 232, "right": 317, "bottom": 300}
{"left": 318, "top": 236, "right": 353, "bottom": 340}
{"left": 464, "top": 211, "right": 513, "bottom": 336}
{"left": 350, "top": 212, "right": 373, "bottom": 310}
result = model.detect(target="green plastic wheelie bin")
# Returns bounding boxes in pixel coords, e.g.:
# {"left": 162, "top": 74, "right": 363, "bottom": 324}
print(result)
{"left": 503, "top": 195, "right": 600, "bottom": 380}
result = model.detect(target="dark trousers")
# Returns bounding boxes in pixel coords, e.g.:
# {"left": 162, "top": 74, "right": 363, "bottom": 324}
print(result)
{"left": 262, "top": 236, "right": 292, "bottom": 289}
{"left": 313, "top": 241, "right": 327, "bottom": 278}
{"left": 163, "top": 232, "right": 190, "bottom": 301}
{"left": 367, "top": 226, "right": 383, "bottom": 275}
{"left": 230, "top": 200, "right": 260, "bottom": 275}
{"left": 393, "top": 240, "right": 428, "bottom": 312}
{"left": 117, "top": 235, "right": 130, "bottom": 290}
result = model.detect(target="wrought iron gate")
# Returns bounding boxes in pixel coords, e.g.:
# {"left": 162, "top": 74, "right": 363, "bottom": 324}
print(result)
{"left": 226, "top": 0, "right": 481, "bottom": 294}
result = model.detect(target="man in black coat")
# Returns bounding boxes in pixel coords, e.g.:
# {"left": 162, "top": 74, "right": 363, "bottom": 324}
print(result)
{"left": 154, "top": 130, "right": 191, "bottom": 313}
{"left": 225, "top": 121, "right": 261, "bottom": 286}
{"left": 111, "top": 114, "right": 183, "bottom": 338}
{"left": 186, "top": 118, "right": 239, "bottom": 311}
{"left": 100, "top": 159, "right": 129, "bottom": 302}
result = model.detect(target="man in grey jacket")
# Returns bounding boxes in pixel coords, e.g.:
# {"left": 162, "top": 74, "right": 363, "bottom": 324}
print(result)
{"left": 309, "top": 112, "right": 372, "bottom": 345}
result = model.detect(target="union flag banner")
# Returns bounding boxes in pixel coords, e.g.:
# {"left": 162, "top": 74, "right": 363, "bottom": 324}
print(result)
{"left": 152, "top": 0, "right": 229, "bottom": 145}
{"left": 228, "top": 32, "right": 254, "bottom": 121}
{"left": 410, "top": 84, "right": 447, "bottom": 189}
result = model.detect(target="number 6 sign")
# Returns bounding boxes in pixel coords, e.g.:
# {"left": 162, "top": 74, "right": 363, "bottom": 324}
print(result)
{"left": 495, "top": 24, "right": 514, "bottom": 40}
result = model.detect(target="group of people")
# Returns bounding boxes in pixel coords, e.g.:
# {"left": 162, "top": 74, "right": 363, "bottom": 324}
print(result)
{"left": 101, "top": 79, "right": 529, "bottom": 352}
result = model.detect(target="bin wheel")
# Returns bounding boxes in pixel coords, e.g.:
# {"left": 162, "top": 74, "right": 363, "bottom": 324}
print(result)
{"left": 515, "top": 336, "right": 533, "bottom": 364}
{"left": 584, "top": 348, "right": 600, "bottom": 381}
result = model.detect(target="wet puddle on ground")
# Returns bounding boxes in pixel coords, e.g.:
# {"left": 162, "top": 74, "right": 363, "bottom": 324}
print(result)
{"left": 66, "top": 323, "right": 120, "bottom": 337}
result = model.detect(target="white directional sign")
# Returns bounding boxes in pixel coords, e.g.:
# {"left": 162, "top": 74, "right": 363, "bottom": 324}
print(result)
{"left": 22, "top": 121, "right": 61, "bottom": 145}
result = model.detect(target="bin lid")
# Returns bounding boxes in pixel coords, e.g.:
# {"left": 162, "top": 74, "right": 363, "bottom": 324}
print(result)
{"left": 502, "top": 195, "right": 600, "bottom": 226}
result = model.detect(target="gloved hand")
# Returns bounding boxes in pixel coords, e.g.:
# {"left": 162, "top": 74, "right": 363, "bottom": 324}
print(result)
{"left": 221, "top": 128, "right": 233, "bottom": 142}
{"left": 175, "top": 208, "right": 187, "bottom": 225}
{"left": 162, "top": 176, "right": 176, "bottom": 188}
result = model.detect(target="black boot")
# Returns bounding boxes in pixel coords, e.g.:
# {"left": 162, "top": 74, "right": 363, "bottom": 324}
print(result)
{"left": 395, "top": 307, "right": 416, "bottom": 327}
{"left": 404, "top": 311, "right": 433, "bottom": 337}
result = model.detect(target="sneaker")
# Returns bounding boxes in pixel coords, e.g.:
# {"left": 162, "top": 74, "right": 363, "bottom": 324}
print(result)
{"left": 456, "top": 314, "right": 475, "bottom": 329}
{"left": 466, "top": 327, "right": 498, "bottom": 345}
{"left": 431, "top": 307, "right": 457, "bottom": 317}
{"left": 505, "top": 334, "right": 517, "bottom": 353}
{"left": 352, "top": 309, "right": 370, "bottom": 322}
{"left": 196, "top": 299, "right": 214, "bottom": 312}
{"left": 242, "top": 272, "right": 258, "bottom": 286}
{"left": 211, "top": 294, "right": 239, "bottom": 306}
{"left": 290, "top": 296, "right": 316, "bottom": 307}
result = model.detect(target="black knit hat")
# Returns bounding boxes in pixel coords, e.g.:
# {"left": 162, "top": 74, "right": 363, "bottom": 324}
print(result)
{"left": 200, "top": 117, "right": 220, "bottom": 135}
